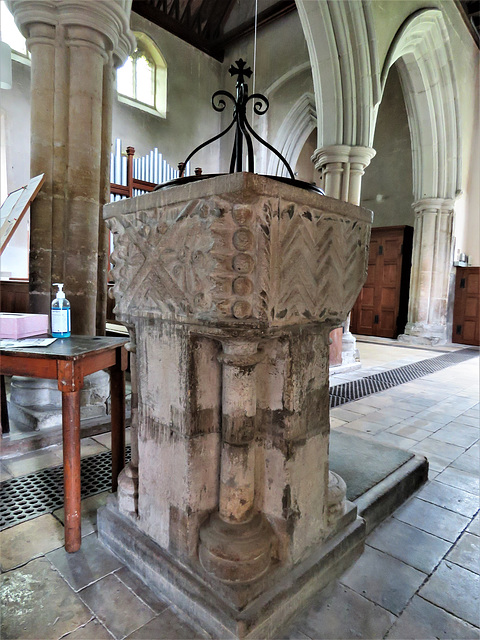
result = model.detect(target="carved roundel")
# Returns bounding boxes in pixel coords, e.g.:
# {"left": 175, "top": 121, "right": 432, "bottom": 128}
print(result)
{"left": 232, "top": 253, "right": 255, "bottom": 274}
{"left": 232, "top": 300, "right": 253, "bottom": 319}
{"left": 233, "top": 228, "right": 254, "bottom": 251}
{"left": 232, "top": 206, "right": 253, "bottom": 226}
{"left": 233, "top": 276, "right": 253, "bottom": 295}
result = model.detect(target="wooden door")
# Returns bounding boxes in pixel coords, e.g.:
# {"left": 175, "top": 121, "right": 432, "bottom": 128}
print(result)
{"left": 351, "top": 226, "right": 413, "bottom": 338}
{"left": 453, "top": 267, "right": 480, "bottom": 345}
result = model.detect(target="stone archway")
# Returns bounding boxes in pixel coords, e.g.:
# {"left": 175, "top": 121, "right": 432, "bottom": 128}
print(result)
{"left": 266, "top": 92, "right": 317, "bottom": 178}
{"left": 297, "top": 1, "right": 461, "bottom": 345}
{"left": 296, "top": 0, "right": 379, "bottom": 366}
{"left": 296, "top": 0, "right": 380, "bottom": 152}
{"left": 383, "top": 9, "right": 461, "bottom": 344}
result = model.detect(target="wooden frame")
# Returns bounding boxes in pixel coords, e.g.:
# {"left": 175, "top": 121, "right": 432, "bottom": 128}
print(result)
{"left": 0, "top": 174, "right": 44, "bottom": 257}
{"left": 110, "top": 146, "right": 156, "bottom": 199}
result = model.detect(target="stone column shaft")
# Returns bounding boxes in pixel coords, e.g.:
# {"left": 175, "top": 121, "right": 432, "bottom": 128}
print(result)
{"left": 28, "top": 23, "right": 56, "bottom": 314}
{"left": 64, "top": 27, "right": 106, "bottom": 333}
{"left": 9, "top": 0, "right": 134, "bottom": 332}
{"left": 117, "top": 327, "right": 139, "bottom": 516}
{"left": 218, "top": 340, "right": 259, "bottom": 524}
{"left": 97, "top": 59, "right": 115, "bottom": 334}
{"left": 312, "top": 144, "right": 376, "bottom": 365}
{"left": 7, "top": 0, "right": 135, "bottom": 430}
{"left": 402, "top": 197, "right": 454, "bottom": 343}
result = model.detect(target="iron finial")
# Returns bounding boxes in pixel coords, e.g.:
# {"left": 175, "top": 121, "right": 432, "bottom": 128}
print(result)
{"left": 179, "top": 59, "right": 294, "bottom": 180}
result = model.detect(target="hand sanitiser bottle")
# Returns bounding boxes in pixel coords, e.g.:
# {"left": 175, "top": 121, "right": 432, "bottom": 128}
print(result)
{"left": 51, "top": 283, "right": 71, "bottom": 338}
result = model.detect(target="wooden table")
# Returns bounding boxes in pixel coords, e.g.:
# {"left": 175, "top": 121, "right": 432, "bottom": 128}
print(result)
{"left": 0, "top": 336, "right": 128, "bottom": 552}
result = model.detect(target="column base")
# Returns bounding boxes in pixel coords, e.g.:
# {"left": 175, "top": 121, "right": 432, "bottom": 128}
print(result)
{"left": 199, "top": 511, "right": 275, "bottom": 584}
{"left": 341, "top": 330, "right": 360, "bottom": 366}
{"left": 327, "top": 471, "right": 347, "bottom": 527}
{"left": 398, "top": 322, "right": 448, "bottom": 346}
{"left": 8, "top": 371, "right": 110, "bottom": 430}
{"left": 98, "top": 499, "right": 365, "bottom": 639}
{"left": 117, "top": 463, "right": 139, "bottom": 516}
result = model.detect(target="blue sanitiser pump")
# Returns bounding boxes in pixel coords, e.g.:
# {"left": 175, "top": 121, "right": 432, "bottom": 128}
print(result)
{"left": 51, "top": 283, "right": 71, "bottom": 338}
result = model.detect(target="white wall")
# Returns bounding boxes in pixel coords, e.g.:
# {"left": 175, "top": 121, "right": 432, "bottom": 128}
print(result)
{"left": 0, "top": 58, "right": 31, "bottom": 279}
{"left": 361, "top": 64, "right": 414, "bottom": 229}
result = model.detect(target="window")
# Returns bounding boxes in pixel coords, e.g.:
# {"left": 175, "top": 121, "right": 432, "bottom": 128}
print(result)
{"left": 116, "top": 33, "right": 166, "bottom": 118}
{"left": 0, "top": 3, "right": 30, "bottom": 63}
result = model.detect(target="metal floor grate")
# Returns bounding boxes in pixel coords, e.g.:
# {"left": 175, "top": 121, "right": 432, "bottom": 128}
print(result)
{"left": 1, "top": 347, "right": 477, "bottom": 530}
{"left": 329, "top": 347, "right": 478, "bottom": 407}
{"left": 0, "top": 446, "right": 131, "bottom": 530}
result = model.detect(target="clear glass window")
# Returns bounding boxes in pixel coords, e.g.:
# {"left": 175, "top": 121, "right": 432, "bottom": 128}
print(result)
{"left": 117, "top": 46, "right": 156, "bottom": 108}
{"left": 116, "top": 33, "right": 167, "bottom": 117}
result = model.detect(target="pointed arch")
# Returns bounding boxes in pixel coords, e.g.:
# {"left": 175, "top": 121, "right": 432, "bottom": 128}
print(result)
{"left": 296, "top": 0, "right": 380, "bottom": 149}
{"left": 267, "top": 93, "right": 317, "bottom": 177}
{"left": 382, "top": 9, "right": 461, "bottom": 201}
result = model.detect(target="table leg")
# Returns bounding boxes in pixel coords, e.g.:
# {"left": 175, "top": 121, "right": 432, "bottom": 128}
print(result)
{"left": 62, "top": 390, "right": 81, "bottom": 552}
{"left": 110, "top": 358, "right": 126, "bottom": 492}
{"left": 1, "top": 375, "right": 10, "bottom": 434}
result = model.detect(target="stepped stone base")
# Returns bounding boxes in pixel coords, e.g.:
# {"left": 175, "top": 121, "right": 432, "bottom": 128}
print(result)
{"left": 8, "top": 372, "right": 110, "bottom": 430}
{"left": 98, "top": 500, "right": 365, "bottom": 639}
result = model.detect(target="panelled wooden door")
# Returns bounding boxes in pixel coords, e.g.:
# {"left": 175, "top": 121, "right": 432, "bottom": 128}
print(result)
{"left": 452, "top": 267, "right": 480, "bottom": 345}
{"left": 350, "top": 226, "right": 413, "bottom": 338}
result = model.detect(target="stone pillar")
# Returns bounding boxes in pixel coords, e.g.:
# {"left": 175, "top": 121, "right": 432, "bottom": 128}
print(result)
{"left": 117, "top": 326, "right": 139, "bottom": 516}
{"left": 312, "top": 144, "right": 376, "bottom": 366}
{"left": 218, "top": 341, "right": 259, "bottom": 523}
{"left": 399, "top": 198, "right": 454, "bottom": 345}
{"left": 6, "top": 0, "right": 134, "bottom": 430}
{"left": 8, "top": 0, "right": 134, "bottom": 333}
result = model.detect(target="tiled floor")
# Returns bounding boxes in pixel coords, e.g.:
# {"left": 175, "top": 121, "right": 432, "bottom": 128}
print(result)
{"left": 1, "top": 339, "right": 479, "bottom": 639}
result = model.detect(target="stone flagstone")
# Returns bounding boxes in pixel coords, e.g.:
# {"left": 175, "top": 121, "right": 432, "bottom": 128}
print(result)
{"left": 0, "top": 557, "right": 91, "bottom": 640}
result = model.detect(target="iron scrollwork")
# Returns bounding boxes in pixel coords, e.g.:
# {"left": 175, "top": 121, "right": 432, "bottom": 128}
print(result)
{"left": 179, "top": 59, "right": 295, "bottom": 180}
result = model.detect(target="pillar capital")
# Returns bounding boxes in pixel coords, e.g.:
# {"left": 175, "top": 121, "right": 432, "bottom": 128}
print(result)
{"left": 312, "top": 144, "right": 376, "bottom": 172}
{"left": 412, "top": 197, "right": 455, "bottom": 215}
{"left": 311, "top": 145, "right": 376, "bottom": 208}
{"left": 7, "top": 0, "right": 135, "bottom": 67}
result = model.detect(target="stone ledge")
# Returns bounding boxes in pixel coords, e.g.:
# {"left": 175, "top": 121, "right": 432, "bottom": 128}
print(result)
{"left": 356, "top": 455, "right": 428, "bottom": 534}
{"left": 98, "top": 503, "right": 365, "bottom": 639}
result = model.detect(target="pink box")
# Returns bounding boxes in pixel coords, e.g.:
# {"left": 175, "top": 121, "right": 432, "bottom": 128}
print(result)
{"left": 0, "top": 313, "right": 49, "bottom": 339}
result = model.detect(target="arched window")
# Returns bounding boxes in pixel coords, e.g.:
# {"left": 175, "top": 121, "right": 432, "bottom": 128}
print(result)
{"left": 116, "top": 33, "right": 167, "bottom": 118}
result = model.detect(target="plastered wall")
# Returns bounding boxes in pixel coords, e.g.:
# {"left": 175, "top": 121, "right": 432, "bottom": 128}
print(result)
{"left": 361, "top": 64, "right": 414, "bottom": 229}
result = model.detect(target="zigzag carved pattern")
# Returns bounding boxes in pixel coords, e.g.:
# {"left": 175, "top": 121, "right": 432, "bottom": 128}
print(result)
{"left": 255, "top": 199, "right": 274, "bottom": 322}
{"left": 275, "top": 206, "right": 368, "bottom": 323}
{"left": 342, "top": 220, "right": 370, "bottom": 311}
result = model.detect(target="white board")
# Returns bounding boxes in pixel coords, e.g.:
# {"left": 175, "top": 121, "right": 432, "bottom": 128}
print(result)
{"left": 0, "top": 174, "right": 45, "bottom": 256}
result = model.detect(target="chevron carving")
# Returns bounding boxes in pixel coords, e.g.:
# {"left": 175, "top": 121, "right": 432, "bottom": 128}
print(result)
{"left": 269, "top": 203, "right": 370, "bottom": 325}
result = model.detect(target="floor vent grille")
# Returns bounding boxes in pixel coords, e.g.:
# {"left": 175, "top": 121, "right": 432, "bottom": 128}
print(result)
{"left": 0, "top": 446, "right": 131, "bottom": 530}
{"left": 329, "top": 347, "right": 478, "bottom": 407}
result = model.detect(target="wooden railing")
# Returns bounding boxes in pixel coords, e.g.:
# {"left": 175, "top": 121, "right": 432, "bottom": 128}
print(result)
{"left": 110, "top": 146, "right": 156, "bottom": 199}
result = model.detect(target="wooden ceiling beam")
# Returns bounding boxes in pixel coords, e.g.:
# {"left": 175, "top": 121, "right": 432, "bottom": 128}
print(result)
{"left": 213, "top": 0, "right": 297, "bottom": 49}
{"left": 132, "top": 0, "right": 225, "bottom": 60}
{"left": 131, "top": 0, "right": 297, "bottom": 60}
